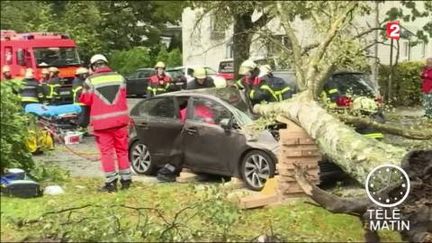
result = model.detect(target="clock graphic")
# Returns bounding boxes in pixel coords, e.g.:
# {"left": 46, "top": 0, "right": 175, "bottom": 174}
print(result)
{"left": 365, "top": 164, "right": 410, "bottom": 208}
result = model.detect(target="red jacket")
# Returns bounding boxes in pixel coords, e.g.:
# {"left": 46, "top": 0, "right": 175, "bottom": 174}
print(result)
{"left": 149, "top": 74, "right": 172, "bottom": 86}
{"left": 421, "top": 67, "right": 432, "bottom": 93}
{"left": 79, "top": 67, "right": 129, "bottom": 131}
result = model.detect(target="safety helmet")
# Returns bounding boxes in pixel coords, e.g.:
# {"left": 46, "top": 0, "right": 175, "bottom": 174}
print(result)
{"left": 24, "top": 68, "right": 34, "bottom": 79}
{"left": 239, "top": 60, "right": 257, "bottom": 75}
{"left": 41, "top": 68, "right": 49, "bottom": 75}
{"left": 90, "top": 54, "right": 108, "bottom": 65}
{"left": 48, "top": 67, "right": 59, "bottom": 73}
{"left": 352, "top": 97, "right": 378, "bottom": 113}
{"left": 154, "top": 61, "right": 166, "bottom": 69}
{"left": 194, "top": 67, "right": 207, "bottom": 79}
{"left": 213, "top": 76, "right": 227, "bottom": 88}
{"left": 2, "top": 65, "right": 10, "bottom": 73}
{"left": 259, "top": 64, "right": 272, "bottom": 76}
{"left": 75, "top": 67, "right": 89, "bottom": 75}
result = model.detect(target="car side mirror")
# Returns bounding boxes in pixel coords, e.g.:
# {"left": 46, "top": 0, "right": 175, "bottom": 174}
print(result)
{"left": 219, "top": 118, "right": 231, "bottom": 130}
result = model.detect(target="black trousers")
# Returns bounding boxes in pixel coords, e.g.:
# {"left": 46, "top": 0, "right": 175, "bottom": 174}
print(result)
{"left": 77, "top": 105, "right": 90, "bottom": 128}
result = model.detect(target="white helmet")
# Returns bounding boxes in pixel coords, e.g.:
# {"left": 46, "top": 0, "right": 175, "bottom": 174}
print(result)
{"left": 352, "top": 97, "right": 378, "bottom": 113}
{"left": 259, "top": 64, "right": 272, "bottom": 77}
{"left": 90, "top": 54, "right": 108, "bottom": 65}
{"left": 75, "top": 67, "right": 89, "bottom": 75}
{"left": 239, "top": 60, "right": 257, "bottom": 75}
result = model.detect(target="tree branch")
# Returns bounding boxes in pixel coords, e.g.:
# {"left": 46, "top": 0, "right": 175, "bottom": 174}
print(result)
{"left": 276, "top": 2, "right": 306, "bottom": 90}
{"left": 338, "top": 114, "right": 432, "bottom": 140}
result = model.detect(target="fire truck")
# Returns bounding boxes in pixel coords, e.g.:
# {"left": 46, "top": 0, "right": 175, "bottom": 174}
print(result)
{"left": 1, "top": 30, "right": 82, "bottom": 103}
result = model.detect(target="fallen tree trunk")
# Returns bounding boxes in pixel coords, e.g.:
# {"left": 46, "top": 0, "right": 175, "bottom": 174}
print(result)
{"left": 254, "top": 92, "right": 407, "bottom": 184}
{"left": 337, "top": 114, "right": 432, "bottom": 140}
{"left": 294, "top": 150, "right": 432, "bottom": 243}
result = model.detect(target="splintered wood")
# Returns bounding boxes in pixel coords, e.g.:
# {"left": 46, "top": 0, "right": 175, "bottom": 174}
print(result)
{"left": 277, "top": 120, "right": 321, "bottom": 200}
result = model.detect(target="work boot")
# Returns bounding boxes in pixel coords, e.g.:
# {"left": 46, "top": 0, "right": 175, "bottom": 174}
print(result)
{"left": 120, "top": 179, "right": 132, "bottom": 190}
{"left": 98, "top": 179, "right": 117, "bottom": 193}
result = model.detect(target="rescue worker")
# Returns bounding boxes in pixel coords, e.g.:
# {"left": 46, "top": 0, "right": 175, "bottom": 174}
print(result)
{"left": 39, "top": 68, "right": 50, "bottom": 104}
{"left": 234, "top": 60, "right": 271, "bottom": 106}
{"left": 2, "top": 65, "right": 13, "bottom": 81}
{"left": 72, "top": 67, "right": 90, "bottom": 130}
{"left": 186, "top": 67, "right": 215, "bottom": 90}
{"left": 421, "top": 57, "right": 432, "bottom": 118}
{"left": 19, "top": 68, "right": 43, "bottom": 108}
{"left": 258, "top": 64, "right": 294, "bottom": 102}
{"left": 80, "top": 54, "right": 132, "bottom": 192}
{"left": 47, "top": 67, "right": 61, "bottom": 104}
{"left": 147, "top": 61, "right": 172, "bottom": 97}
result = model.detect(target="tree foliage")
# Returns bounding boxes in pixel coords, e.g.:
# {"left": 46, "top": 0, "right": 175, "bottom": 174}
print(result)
{"left": 0, "top": 81, "right": 34, "bottom": 173}
{"left": 1, "top": 1, "right": 185, "bottom": 63}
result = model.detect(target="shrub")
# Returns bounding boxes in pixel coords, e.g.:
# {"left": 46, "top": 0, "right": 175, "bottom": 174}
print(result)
{"left": 0, "top": 80, "right": 34, "bottom": 173}
{"left": 378, "top": 61, "right": 425, "bottom": 106}
{"left": 109, "top": 47, "right": 153, "bottom": 75}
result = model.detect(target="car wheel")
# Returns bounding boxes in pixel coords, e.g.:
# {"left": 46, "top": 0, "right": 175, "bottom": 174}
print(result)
{"left": 129, "top": 140, "right": 157, "bottom": 175}
{"left": 240, "top": 150, "right": 275, "bottom": 191}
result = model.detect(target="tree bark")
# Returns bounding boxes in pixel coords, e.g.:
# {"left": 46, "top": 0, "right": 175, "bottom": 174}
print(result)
{"left": 233, "top": 13, "right": 254, "bottom": 81}
{"left": 338, "top": 114, "right": 432, "bottom": 140}
{"left": 254, "top": 92, "right": 407, "bottom": 184}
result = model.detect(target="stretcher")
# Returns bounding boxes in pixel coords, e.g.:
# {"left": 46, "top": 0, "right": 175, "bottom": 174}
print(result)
{"left": 24, "top": 104, "right": 83, "bottom": 153}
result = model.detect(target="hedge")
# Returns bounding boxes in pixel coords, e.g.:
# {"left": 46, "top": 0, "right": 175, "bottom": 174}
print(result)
{"left": 378, "top": 61, "right": 425, "bottom": 106}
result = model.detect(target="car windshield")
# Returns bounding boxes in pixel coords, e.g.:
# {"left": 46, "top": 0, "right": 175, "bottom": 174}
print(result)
{"left": 34, "top": 47, "right": 80, "bottom": 67}
{"left": 332, "top": 73, "right": 377, "bottom": 97}
{"left": 166, "top": 69, "right": 184, "bottom": 78}
{"left": 219, "top": 61, "right": 234, "bottom": 73}
{"left": 199, "top": 88, "right": 251, "bottom": 115}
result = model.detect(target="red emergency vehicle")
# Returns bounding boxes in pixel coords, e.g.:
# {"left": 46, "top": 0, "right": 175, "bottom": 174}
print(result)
{"left": 1, "top": 30, "right": 81, "bottom": 82}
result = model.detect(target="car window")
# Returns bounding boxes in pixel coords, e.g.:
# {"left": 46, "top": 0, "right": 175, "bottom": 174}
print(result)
{"left": 332, "top": 74, "right": 375, "bottom": 97}
{"left": 219, "top": 61, "right": 234, "bottom": 73}
{"left": 127, "top": 71, "right": 138, "bottom": 79}
{"left": 189, "top": 97, "right": 232, "bottom": 125}
{"left": 187, "top": 68, "right": 194, "bottom": 76}
{"left": 138, "top": 70, "right": 152, "bottom": 78}
{"left": 137, "top": 97, "right": 176, "bottom": 119}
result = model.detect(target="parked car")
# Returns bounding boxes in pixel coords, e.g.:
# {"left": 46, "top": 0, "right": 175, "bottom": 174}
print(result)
{"left": 125, "top": 68, "right": 154, "bottom": 97}
{"left": 128, "top": 87, "right": 279, "bottom": 191}
{"left": 167, "top": 66, "right": 227, "bottom": 88}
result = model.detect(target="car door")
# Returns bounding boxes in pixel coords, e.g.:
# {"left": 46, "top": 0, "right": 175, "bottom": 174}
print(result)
{"left": 182, "top": 97, "right": 243, "bottom": 174}
{"left": 133, "top": 96, "right": 184, "bottom": 164}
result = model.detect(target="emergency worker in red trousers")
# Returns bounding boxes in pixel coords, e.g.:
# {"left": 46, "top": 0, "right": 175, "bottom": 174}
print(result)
{"left": 80, "top": 54, "right": 131, "bottom": 192}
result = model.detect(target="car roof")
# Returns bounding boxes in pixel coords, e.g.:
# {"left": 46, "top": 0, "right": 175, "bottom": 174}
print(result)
{"left": 158, "top": 88, "right": 218, "bottom": 97}
{"left": 136, "top": 68, "right": 154, "bottom": 71}
{"left": 167, "top": 66, "right": 213, "bottom": 70}
{"left": 332, "top": 70, "right": 365, "bottom": 75}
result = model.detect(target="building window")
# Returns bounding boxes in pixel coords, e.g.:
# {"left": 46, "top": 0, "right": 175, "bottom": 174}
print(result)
{"left": 422, "top": 41, "right": 426, "bottom": 58}
{"left": 402, "top": 41, "right": 410, "bottom": 60}
{"left": 210, "top": 15, "right": 225, "bottom": 40}
{"left": 266, "top": 35, "right": 291, "bottom": 57}
{"left": 226, "top": 43, "right": 233, "bottom": 58}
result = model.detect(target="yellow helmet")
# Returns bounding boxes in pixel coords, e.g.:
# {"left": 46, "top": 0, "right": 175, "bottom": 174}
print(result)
{"left": 194, "top": 67, "right": 207, "bottom": 79}
{"left": 24, "top": 68, "right": 34, "bottom": 79}
{"left": 239, "top": 60, "right": 257, "bottom": 75}
{"left": 155, "top": 61, "right": 166, "bottom": 69}
{"left": 41, "top": 68, "right": 49, "bottom": 75}
{"left": 48, "top": 67, "right": 59, "bottom": 73}
{"left": 352, "top": 97, "right": 378, "bottom": 113}
{"left": 75, "top": 67, "right": 89, "bottom": 75}
{"left": 2, "top": 65, "right": 10, "bottom": 73}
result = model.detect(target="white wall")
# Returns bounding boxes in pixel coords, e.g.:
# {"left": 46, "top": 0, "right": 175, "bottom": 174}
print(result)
{"left": 182, "top": 2, "right": 431, "bottom": 70}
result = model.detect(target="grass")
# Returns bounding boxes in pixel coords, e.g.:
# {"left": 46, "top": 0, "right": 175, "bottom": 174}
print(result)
{"left": 1, "top": 177, "right": 400, "bottom": 242}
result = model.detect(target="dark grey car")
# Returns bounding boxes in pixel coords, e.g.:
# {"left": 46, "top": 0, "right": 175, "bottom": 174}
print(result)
{"left": 125, "top": 68, "right": 154, "bottom": 97}
{"left": 128, "top": 88, "right": 279, "bottom": 191}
